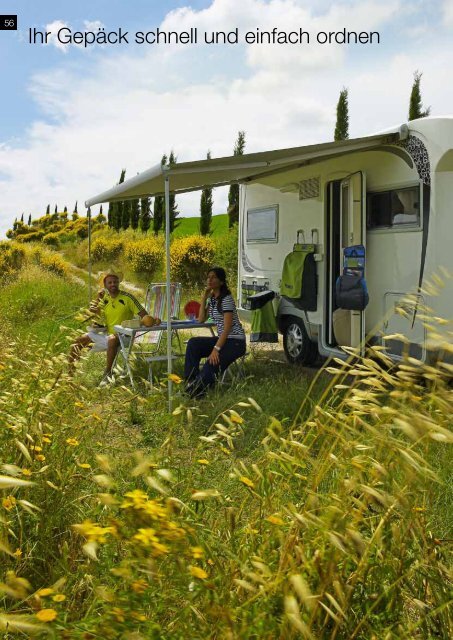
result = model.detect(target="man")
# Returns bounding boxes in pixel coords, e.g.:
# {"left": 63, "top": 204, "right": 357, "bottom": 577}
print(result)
{"left": 69, "top": 268, "right": 146, "bottom": 383}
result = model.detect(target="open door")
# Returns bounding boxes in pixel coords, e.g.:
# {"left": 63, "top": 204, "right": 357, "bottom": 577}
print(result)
{"left": 328, "top": 171, "right": 366, "bottom": 351}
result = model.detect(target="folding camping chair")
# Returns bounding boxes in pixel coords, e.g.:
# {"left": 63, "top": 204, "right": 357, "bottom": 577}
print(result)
{"left": 133, "top": 282, "right": 183, "bottom": 383}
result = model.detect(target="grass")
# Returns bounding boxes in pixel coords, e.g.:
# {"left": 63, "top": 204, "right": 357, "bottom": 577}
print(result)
{"left": 171, "top": 213, "right": 229, "bottom": 238}
{"left": 0, "top": 266, "right": 452, "bottom": 639}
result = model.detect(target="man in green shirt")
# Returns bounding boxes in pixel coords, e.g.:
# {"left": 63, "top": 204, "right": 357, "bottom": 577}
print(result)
{"left": 69, "top": 269, "right": 146, "bottom": 383}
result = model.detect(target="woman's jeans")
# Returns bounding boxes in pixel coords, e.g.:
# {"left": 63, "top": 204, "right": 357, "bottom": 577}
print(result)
{"left": 184, "top": 337, "right": 246, "bottom": 397}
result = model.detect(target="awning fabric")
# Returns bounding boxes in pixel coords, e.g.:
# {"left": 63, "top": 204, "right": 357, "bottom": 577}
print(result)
{"left": 85, "top": 131, "right": 401, "bottom": 206}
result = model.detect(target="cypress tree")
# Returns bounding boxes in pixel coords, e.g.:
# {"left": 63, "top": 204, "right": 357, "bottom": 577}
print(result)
{"left": 122, "top": 200, "right": 131, "bottom": 230}
{"left": 130, "top": 199, "right": 140, "bottom": 230}
{"left": 409, "top": 71, "right": 430, "bottom": 120}
{"left": 200, "top": 151, "right": 213, "bottom": 235}
{"left": 140, "top": 197, "right": 152, "bottom": 233}
{"left": 74, "top": 201, "right": 78, "bottom": 214}
{"left": 228, "top": 131, "right": 245, "bottom": 228}
{"left": 111, "top": 169, "right": 126, "bottom": 232}
{"left": 20, "top": 213, "right": 24, "bottom": 223}
{"left": 334, "top": 87, "right": 349, "bottom": 141}
{"left": 64, "top": 205, "right": 67, "bottom": 213}
{"left": 54, "top": 205, "right": 58, "bottom": 214}
{"left": 153, "top": 154, "right": 167, "bottom": 235}
{"left": 46, "top": 205, "right": 50, "bottom": 215}
{"left": 28, "top": 214, "right": 32, "bottom": 226}
{"left": 100, "top": 205, "right": 103, "bottom": 215}
{"left": 166, "top": 151, "right": 180, "bottom": 232}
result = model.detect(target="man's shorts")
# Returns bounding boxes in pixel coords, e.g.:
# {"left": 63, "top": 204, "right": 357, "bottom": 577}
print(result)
{"left": 87, "top": 330, "right": 112, "bottom": 352}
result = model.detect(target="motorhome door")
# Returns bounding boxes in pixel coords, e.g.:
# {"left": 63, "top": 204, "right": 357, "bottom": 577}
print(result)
{"left": 338, "top": 171, "right": 366, "bottom": 349}
{"left": 326, "top": 171, "right": 366, "bottom": 350}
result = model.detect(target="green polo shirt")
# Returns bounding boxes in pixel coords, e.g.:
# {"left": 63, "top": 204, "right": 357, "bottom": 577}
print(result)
{"left": 98, "top": 290, "right": 146, "bottom": 334}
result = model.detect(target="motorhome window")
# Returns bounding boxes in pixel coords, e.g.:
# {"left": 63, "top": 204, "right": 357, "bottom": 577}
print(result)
{"left": 247, "top": 206, "right": 278, "bottom": 242}
{"left": 367, "top": 186, "right": 420, "bottom": 229}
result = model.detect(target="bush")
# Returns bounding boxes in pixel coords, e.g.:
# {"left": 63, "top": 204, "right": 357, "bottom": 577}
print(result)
{"left": 214, "top": 224, "right": 238, "bottom": 283}
{"left": 92, "top": 236, "right": 124, "bottom": 262}
{"left": 42, "top": 232, "right": 61, "bottom": 247}
{"left": 32, "top": 248, "right": 70, "bottom": 278}
{"left": 16, "top": 230, "right": 44, "bottom": 243}
{"left": 125, "top": 237, "right": 164, "bottom": 276}
{"left": 0, "top": 242, "right": 26, "bottom": 280}
{"left": 170, "top": 235, "right": 215, "bottom": 286}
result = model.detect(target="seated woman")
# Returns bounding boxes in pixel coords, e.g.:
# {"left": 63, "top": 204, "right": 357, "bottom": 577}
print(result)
{"left": 184, "top": 267, "right": 246, "bottom": 398}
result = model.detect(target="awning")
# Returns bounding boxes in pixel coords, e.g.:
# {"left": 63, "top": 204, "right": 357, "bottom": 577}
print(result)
{"left": 85, "top": 130, "right": 402, "bottom": 207}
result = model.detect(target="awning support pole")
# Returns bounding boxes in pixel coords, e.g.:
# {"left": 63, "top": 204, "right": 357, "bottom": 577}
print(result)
{"left": 87, "top": 206, "right": 92, "bottom": 303}
{"left": 164, "top": 174, "right": 173, "bottom": 412}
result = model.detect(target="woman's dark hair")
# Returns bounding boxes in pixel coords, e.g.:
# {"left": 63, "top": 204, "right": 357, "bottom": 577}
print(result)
{"left": 209, "top": 267, "right": 231, "bottom": 313}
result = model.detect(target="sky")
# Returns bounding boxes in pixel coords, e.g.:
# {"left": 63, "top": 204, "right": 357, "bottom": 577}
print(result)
{"left": 0, "top": 0, "right": 452, "bottom": 237}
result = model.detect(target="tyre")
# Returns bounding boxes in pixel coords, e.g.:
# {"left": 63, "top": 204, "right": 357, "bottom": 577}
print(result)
{"left": 282, "top": 316, "right": 318, "bottom": 365}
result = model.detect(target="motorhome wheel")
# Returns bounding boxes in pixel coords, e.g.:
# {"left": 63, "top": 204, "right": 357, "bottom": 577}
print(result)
{"left": 283, "top": 317, "right": 318, "bottom": 365}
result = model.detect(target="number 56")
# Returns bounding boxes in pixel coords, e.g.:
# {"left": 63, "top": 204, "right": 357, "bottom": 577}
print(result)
{"left": 4, "top": 19, "right": 15, "bottom": 27}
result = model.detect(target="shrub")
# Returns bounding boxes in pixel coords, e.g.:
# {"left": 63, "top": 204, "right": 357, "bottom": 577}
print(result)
{"left": 92, "top": 236, "right": 124, "bottom": 262}
{"left": 16, "top": 230, "right": 44, "bottom": 243}
{"left": 124, "top": 237, "right": 164, "bottom": 276}
{"left": 0, "top": 242, "right": 27, "bottom": 280}
{"left": 170, "top": 235, "right": 215, "bottom": 286}
{"left": 214, "top": 224, "right": 238, "bottom": 283}
{"left": 32, "top": 248, "right": 70, "bottom": 278}
{"left": 42, "top": 232, "right": 61, "bottom": 247}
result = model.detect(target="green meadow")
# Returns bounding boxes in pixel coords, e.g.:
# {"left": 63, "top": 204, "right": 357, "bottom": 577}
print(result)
{"left": 0, "top": 238, "right": 451, "bottom": 639}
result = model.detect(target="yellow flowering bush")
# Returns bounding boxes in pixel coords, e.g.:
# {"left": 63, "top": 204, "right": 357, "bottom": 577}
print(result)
{"left": 91, "top": 236, "right": 124, "bottom": 262}
{"left": 124, "top": 237, "right": 164, "bottom": 275}
{"left": 0, "top": 242, "right": 27, "bottom": 280}
{"left": 42, "top": 231, "right": 61, "bottom": 247}
{"left": 170, "top": 235, "right": 215, "bottom": 285}
{"left": 33, "top": 249, "right": 70, "bottom": 278}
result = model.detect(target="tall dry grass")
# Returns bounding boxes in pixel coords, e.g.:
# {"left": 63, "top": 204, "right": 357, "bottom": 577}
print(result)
{"left": 0, "top": 295, "right": 451, "bottom": 638}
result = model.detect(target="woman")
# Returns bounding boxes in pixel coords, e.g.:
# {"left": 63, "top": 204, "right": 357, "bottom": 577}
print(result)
{"left": 184, "top": 267, "right": 246, "bottom": 398}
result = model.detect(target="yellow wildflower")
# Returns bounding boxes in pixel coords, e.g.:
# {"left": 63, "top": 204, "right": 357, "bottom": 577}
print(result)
{"left": 77, "top": 462, "right": 92, "bottom": 469}
{"left": 190, "top": 546, "right": 204, "bottom": 559}
{"left": 66, "top": 438, "right": 79, "bottom": 447}
{"left": 189, "top": 565, "right": 208, "bottom": 580}
{"left": 131, "top": 612, "right": 147, "bottom": 621}
{"left": 52, "top": 594, "right": 66, "bottom": 602}
{"left": 131, "top": 579, "right": 148, "bottom": 594}
{"left": 111, "top": 607, "right": 125, "bottom": 622}
{"left": 266, "top": 515, "right": 285, "bottom": 526}
{"left": 21, "top": 468, "right": 32, "bottom": 476}
{"left": 239, "top": 476, "right": 255, "bottom": 489}
{"left": 42, "top": 437, "right": 51, "bottom": 444}
{"left": 36, "top": 588, "right": 54, "bottom": 597}
{"left": 73, "top": 520, "right": 115, "bottom": 543}
{"left": 168, "top": 373, "right": 182, "bottom": 384}
{"left": 36, "top": 608, "right": 57, "bottom": 622}
{"left": 35, "top": 454, "right": 46, "bottom": 462}
{"left": 230, "top": 415, "right": 244, "bottom": 424}
{"left": 13, "top": 548, "right": 22, "bottom": 558}
{"left": 2, "top": 495, "right": 16, "bottom": 511}
{"left": 197, "top": 459, "right": 210, "bottom": 465}
{"left": 30, "top": 445, "right": 43, "bottom": 452}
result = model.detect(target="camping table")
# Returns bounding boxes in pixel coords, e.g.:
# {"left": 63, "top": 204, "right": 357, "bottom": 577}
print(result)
{"left": 114, "top": 320, "right": 216, "bottom": 389}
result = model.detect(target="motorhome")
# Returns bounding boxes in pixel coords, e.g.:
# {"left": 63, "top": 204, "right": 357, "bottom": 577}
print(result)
{"left": 238, "top": 117, "right": 453, "bottom": 364}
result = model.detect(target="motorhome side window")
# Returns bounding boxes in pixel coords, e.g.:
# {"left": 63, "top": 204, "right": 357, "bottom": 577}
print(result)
{"left": 247, "top": 206, "right": 278, "bottom": 242}
{"left": 367, "top": 186, "right": 420, "bottom": 230}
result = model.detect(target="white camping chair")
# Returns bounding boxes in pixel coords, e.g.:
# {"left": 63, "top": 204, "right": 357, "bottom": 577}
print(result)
{"left": 134, "top": 282, "right": 183, "bottom": 384}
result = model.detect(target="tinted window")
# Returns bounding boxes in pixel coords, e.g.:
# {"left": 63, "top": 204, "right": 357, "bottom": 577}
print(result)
{"left": 367, "top": 186, "right": 420, "bottom": 229}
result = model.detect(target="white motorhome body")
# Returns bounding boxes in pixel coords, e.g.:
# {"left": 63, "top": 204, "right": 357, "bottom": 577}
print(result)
{"left": 238, "top": 117, "right": 453, "bottom": 363}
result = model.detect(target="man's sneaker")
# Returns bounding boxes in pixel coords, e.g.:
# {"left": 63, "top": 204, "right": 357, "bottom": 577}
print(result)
{"left": 98, "top": 373, "right": 115, "bottom": 388}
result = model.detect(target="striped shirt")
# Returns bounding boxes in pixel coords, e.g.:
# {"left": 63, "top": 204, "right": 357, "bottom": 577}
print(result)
{"left": 208, "top": 294, "right": 245, "bottom": 340}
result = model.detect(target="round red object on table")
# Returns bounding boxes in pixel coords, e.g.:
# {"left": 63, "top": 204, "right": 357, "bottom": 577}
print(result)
{"left": 184, "top": 300, "right": 201, "bottom": 319}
